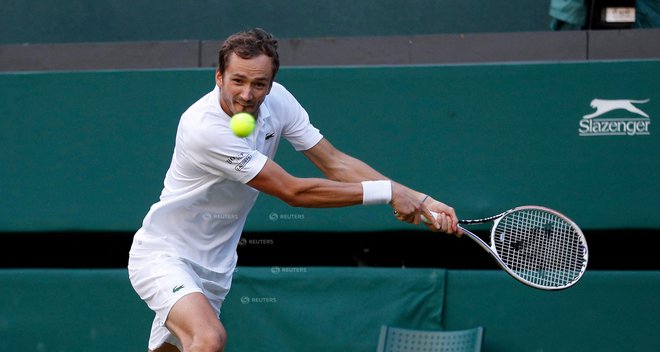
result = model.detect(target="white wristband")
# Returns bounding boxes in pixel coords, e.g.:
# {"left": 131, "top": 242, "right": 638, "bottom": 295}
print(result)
{"left": 361, "top": 180, "right": 392, "bottom": 205}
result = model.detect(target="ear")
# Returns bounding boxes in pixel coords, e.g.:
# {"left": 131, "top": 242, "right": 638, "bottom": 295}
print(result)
{"left": 215, "top": 69, "right": 223, "bottom": 88}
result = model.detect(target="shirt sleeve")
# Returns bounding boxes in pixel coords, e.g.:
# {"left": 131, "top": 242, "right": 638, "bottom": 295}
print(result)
{"left": 274, "top": 83, "right": 323, "bottom": 151}
{"left": 182, "top": 114, "right": 268, "bottom": 184}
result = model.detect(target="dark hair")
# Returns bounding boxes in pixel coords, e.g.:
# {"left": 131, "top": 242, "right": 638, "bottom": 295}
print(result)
{"left": 218, "top": 28, "right": 280, "bottom": 80}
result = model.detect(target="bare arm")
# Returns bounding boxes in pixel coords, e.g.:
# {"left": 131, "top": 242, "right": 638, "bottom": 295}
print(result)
{"left": 248, "top": 138, "right": 459, "bottom": 234}
{"left": 302, "top": 138, "right": 388, "bottom": 183}
{"left": 247, "top": 158, "right": 363, "bottom": 208}
{"left": 303, "top": 139, "right": 460, "bottom": 234}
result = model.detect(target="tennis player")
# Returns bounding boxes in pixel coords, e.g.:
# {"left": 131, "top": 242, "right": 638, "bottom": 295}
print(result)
{"left": 128, "top": 28, "right": 460, "bottom": 352}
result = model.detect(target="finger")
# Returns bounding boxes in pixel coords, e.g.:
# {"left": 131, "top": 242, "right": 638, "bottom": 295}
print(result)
{"left": 410, "top": 211, "right": 420, "bottom": 224}
{"left": 440, "top": 213, "right": 452, "bottom": 233}
{"left": 437, "top": 205, "right": 458, "bottom": 234}
{"left": 440, "top": 213, "right": 451, "bottom": 233}
{"left": 451, "top": 218, "right": 463, "bottom": 237}
{"left": 402, "top": 211, "right": 415, "bottom": 224}
{"left": 420, "top": 206, "right": 439, "bottom": 229}
{"left": 429, "top": 212, "right": 447, "bottom": 233}
{"left": 449, "top": 211, "right": 459, "bottom": 233}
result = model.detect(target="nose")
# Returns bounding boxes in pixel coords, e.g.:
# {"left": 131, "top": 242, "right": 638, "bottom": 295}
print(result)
{"left": 239, "top": 86, "right": 253, "bottom": 102}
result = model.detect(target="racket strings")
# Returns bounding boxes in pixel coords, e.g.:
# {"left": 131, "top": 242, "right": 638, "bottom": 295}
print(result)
{"left": 494, "top": 209, "right": 586, "bottom": 288}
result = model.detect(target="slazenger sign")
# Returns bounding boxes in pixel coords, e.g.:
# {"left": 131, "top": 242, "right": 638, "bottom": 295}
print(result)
{"left": 578, "top": 98, "right": 651, "bottom": 136}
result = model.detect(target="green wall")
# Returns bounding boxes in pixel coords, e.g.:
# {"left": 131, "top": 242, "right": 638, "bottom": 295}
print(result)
{"left": 1, "top": 269, "right": 658, "bottom": 351}
{"left": 444, "top": 270, "right": 660, "bottom": 352}
{"left": 0, "top": 0, "right": 551, "bottom": 44}
{"left": 1, "top": 61, "right": 659, "bottom": 232}
{"left": 0, "top": 270, "right": 152, "bottom": 351}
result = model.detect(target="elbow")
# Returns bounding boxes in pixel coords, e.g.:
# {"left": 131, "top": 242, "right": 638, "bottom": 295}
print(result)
{"left": 280, "top": 191, "right": 305, "bottom": 208}
{"left": 277, "top": 182, "right": 316, "bottom": 208}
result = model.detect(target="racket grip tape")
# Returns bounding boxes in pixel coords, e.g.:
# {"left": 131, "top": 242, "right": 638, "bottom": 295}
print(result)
{"left": 422, "top": 211, "right": 470, "bottom": 225}
{"left": 421, "top": 211, "right": 439, "bottom": 224}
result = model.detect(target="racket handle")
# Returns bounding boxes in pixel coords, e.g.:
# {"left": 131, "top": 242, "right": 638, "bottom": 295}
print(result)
{"left": 422, "top": 211, "right": 468, "bottom": 235}
{"left": 421, "top": 211, "right": 439, "bottom": 224}
{"left": 424, "top": 211, "right": 500, "bottom": 225}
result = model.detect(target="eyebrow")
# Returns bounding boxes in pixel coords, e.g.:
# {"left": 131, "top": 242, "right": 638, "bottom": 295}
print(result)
{"left": 231, "top": 73, "right": 270, "bottom": 82}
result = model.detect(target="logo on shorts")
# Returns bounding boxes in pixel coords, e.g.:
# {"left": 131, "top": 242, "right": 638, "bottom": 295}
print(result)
{"left": 172, "top": 284, "right": 185, "bottom": 293}
{"left": 578, "top": 98, "right": 651, "bottom": 136}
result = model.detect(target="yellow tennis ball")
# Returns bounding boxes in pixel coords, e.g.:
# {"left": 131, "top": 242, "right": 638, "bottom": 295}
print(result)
{"left": 230, "top": 112, "right": 256, "bottom": 137}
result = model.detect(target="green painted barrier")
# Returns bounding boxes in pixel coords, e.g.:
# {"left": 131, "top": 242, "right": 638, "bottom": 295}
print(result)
{"left": 0, "top": 1, "right": 550, "bottom": 44}
{"left": 1, "top": 269, "right": 658, "bottom": 351}
{"left": 0, "top": 270, "right": 152, "bottom": 351}
{"left": 1, "top": 61, "right": 659, "bottom": 232}
{"left": 444, "top": 270, "right": 660, "bottom": 352}
{"left": 223, "top": 267, "right": 445, "bottom": 351}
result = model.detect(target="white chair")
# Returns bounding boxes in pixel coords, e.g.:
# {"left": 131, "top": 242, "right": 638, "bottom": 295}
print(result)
{"left": 377, "top": 325, "right": 484, "bottom": 352}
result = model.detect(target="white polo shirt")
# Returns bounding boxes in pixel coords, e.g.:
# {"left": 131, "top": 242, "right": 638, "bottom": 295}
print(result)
{"left": 131, "top": 82, "right": 323, "bottom": 272}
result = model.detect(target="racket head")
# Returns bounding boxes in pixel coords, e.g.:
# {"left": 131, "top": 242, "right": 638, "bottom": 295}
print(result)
{"left": 489, "top": 206, "right": 588, "bottom": 290}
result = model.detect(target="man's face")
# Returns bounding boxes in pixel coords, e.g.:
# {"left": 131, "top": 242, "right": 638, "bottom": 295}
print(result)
{"left": 216, "top": 53, "right": 273, "bottom": 118}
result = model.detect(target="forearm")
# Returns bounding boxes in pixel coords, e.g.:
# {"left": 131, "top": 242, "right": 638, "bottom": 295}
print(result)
{"left": 304, "top": 139, "right": 425, "bottom": 201}
{"left": 248, "top": 159, "right": 368, "bottom": 208}
{"left": 328, "top": 155, "right": 429, "bottom": 204}
{"left": 304, "top": 139, "right": 389, "bottom": 183}
{"left": 325, "top": 153, "right": 386, "bottom": 182}
{"left": 283, "top": 177, "right": 364, "bottom": 208}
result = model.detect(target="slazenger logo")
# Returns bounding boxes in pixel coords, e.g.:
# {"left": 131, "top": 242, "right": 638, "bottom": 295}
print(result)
{"left": 578, "top": 98, "right": 651, "bottom": 136}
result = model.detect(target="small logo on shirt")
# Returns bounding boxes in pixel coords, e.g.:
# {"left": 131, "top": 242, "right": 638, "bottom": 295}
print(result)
{"left": 235, "top": 154, "right": 252, "bottom": 171}
{"left": 172, "top": 284, "right": 185, "bottom": 293}
{"left": 265, "top": 132, "right": 275, "bottom": 140}
{"left": 226, "top": 152, "right": 246, "bottom": 165}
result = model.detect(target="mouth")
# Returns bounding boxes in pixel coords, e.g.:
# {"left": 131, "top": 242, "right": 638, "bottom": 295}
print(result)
{"left": 235, "top": 102, "right": 255, "bottom": 113}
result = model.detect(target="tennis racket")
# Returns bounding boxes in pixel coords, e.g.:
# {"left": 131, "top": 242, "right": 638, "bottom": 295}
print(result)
{"left": 424, "top": 205, "right": 588, "bottom": 290}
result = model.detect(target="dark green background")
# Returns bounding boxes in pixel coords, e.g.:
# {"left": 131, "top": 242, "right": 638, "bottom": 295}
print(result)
{"left": 1, "top": 61, "right": 658, "bottom": 232}
{"left": 1, "top": 268, "right": 658, "bottom": 351}
{"left": 0, "top": 0, "right": 550, "bottom": 44}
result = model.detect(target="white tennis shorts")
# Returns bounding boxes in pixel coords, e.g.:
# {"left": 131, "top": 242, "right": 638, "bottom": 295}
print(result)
{"left": 128, "top": 250, "right": 233, "bottom": 350}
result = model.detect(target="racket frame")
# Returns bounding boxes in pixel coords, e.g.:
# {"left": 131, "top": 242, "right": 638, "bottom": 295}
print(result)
{"left": 426, "top": 205, "right": 588, "bottom": 290}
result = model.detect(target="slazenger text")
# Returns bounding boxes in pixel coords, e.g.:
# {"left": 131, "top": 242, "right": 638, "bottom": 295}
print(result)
{"left": 578, "top": 118, "right": 650, "bottom": 136}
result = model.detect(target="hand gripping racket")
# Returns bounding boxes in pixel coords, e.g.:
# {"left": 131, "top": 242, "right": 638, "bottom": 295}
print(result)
{"left": 425, "top": 205, "right": 588, "bottom": 290}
